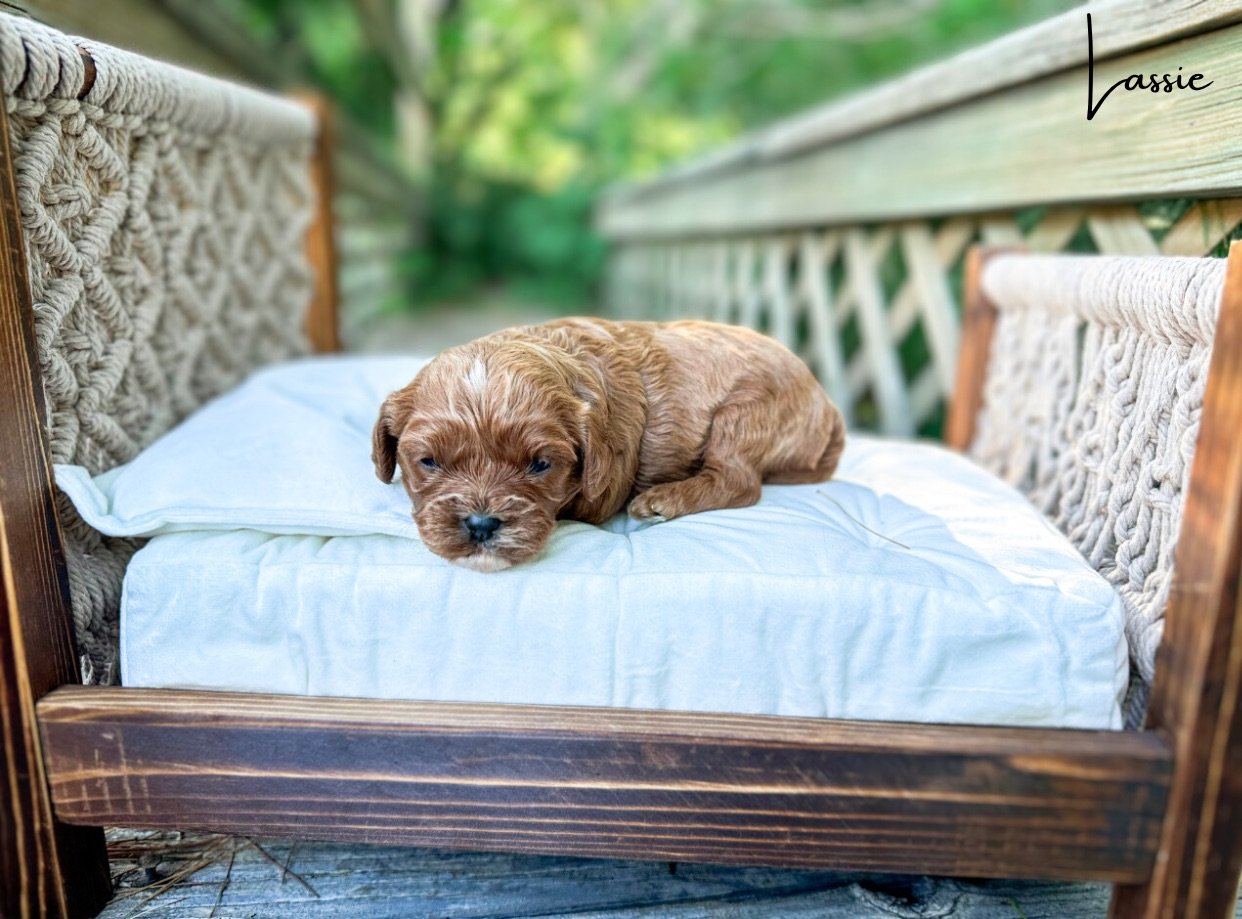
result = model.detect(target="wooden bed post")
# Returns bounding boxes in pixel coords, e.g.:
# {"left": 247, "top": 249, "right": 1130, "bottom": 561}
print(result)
{"left": 945, "top": 246, "right": 1000, "bottom": 452}
{"left": 1109, "top": 242, "right": 1242, "bottom": 919}
{"left": 0, "top": 88, "right": 111, "bottom": 917}
{"left": 298, "top": 92, "right": 342, "bottom": 355}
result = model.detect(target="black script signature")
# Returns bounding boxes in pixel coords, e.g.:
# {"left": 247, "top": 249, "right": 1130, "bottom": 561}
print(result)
{"left": 1087, "top": 13, "right": 1212, "bottom": 120}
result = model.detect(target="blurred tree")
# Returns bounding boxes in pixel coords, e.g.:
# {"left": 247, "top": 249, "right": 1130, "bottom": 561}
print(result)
{"left": 229, "top": 0, "right": 1078, "bottom": 309}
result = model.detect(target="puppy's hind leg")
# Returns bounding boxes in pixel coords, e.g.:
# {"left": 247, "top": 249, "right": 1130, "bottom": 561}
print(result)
{"left": 628, "top": 402, "right": 765, "bottom": 522}
{"left": 764, "top": 401, "right": 845, "bottom": 485}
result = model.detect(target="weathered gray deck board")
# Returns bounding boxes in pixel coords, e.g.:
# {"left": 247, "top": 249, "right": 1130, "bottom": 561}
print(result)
{"left": 95, "top": 831, "right": 1241, "bottom": 919}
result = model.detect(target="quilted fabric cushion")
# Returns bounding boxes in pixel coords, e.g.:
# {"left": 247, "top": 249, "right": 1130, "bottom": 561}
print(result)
{"left": 56, "top": 355, "right": 1127, "bottom": 727}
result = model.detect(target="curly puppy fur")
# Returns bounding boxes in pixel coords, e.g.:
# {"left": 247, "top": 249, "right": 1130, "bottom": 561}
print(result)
{"left": 372, "top": 318, "right": 845, "bottom": 571}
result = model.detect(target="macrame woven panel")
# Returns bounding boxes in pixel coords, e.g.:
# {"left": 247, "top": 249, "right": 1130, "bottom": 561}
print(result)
{"left": 972, "top": 254, "right": 1225, "bottom": 719}
{"left": 1, "top": 14, "right": 317, "bottom": 683}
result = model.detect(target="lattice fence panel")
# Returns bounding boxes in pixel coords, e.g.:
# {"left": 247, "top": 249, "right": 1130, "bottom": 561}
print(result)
{"left": 605, "top": 199, "right": 1242, "bottom": 436}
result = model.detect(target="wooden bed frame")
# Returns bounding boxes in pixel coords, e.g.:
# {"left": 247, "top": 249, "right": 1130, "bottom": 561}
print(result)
{"left": 3, "top": 46, "right": 1242, "bottom": 919}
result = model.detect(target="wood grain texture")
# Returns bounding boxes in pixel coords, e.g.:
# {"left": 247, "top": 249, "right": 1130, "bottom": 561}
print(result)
{"left": 1086, "top": 207, "right": 1162, "bottom": 256}
{"left": 0, "top": 92, "right": 110, "bottom": 919}
{"left": 1109, "top": 243, "right": 1242, "bottom": 918}
{"left": 38, "top": 687, "right": 1170, "bottom": 884}
{"left": 598, "top": 22, "right": 1242, "bottom": 239}
{"left": 944, "top": 247, "right": 1009, "bottom": 453}
{"left": 1162, "top": 200, "right": 1242, "bottom": 257}
{"left": 602, "top": 0, "right": 1242, "bottom": 209}
{"left": 93, "top": 830, "right": 1167, "bottom": 919}
{"left": 296, "top": 92, "right": 342, "bottom": 355}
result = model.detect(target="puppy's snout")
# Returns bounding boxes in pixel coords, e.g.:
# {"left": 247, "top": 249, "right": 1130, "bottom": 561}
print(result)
{"left": 463, "top": 514, "right": 502, "bottom": 543}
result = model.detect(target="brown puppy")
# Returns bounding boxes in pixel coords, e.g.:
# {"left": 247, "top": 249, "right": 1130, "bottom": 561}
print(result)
{"left": 372, "top": 318, "right": 845, "bottom": 571}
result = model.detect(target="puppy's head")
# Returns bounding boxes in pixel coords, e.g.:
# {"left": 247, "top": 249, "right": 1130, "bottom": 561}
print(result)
{"left": 372, "top": 337, "right": 605, "bottom": 571}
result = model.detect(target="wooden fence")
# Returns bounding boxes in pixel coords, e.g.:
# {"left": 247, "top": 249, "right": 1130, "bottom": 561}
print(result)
{"left": 596, "top": 0, "right": 1242, "bottom": 437}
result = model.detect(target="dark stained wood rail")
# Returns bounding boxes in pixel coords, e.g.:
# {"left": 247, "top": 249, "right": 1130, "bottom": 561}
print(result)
{"left": 39, "top": 687, "right": 1171, "bottom": 884}
{"left": 944, "top": 246, "right": 1001, "bottom": 452}
{"left": 0, "top": 79, "right": 111, "bottom": 919}
{"left": 1109, "top": 243, "right": 1242, "bottom": 917}
{"left": 297, "top": 92, "right": 342, "bottom": 355}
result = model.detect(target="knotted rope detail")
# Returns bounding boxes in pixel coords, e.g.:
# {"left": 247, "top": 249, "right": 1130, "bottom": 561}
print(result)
{"left": 973, "top": 253, "right": 1225, "bottom": 725}
{"left": 2, "top": 13, "right": 316, "bottom": 682}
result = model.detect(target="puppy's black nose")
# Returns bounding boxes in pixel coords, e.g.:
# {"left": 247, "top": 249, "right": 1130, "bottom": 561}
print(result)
{"left": 463, "top": 514, "right": 502, "bottom": 543}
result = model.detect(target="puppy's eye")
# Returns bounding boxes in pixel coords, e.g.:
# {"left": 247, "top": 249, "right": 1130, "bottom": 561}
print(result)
{"left": 419, "top": 457, "right": 439, "bottom": 470}
{"left": 528, "top": 458, "right": 551, "bottom": 475}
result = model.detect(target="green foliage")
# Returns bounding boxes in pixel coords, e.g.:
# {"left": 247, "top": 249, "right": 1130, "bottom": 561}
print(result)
{"left": 237, "top": 0, "right": 1079, "bottom": 309}
{"left": 402, "top": 179, "right": 605, "bottom": 307}
{"left": 223, "top": 0, "right": 398, "bottom": 135}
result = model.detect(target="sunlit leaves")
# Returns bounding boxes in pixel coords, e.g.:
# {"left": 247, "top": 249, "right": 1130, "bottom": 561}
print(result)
{"left": 236, "top": 0, "right": 1078, "bottom": 307}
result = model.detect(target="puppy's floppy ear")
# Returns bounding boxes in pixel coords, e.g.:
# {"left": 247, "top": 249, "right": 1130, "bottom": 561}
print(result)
{"left": 564, "top": 349, "right": 643, "bottom": 519}
{"left": 576, "top": 395, "right": 613, "bottom": 505}
{"left": 372, "top": 391, "right": 408, "bottom": 484}
{"left": 571, "top": 365, "right": 615, "bottom": 506}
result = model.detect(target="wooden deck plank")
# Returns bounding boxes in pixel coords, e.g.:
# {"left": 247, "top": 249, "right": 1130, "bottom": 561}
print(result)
{"left": 93, "top": 831, "right": 1242, "bottom": 918}
{"left": 92, "top": 832, "right": 1082, "bottom": 918}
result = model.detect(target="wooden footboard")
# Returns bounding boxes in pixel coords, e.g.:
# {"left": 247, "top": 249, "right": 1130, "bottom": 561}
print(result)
{"left": 37, "top": 687, "right": 1171, "bottom": 884}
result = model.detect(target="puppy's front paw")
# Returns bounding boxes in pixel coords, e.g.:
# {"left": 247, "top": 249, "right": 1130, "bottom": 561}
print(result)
{"left": 627, "top": 486, "right": 676, "bottom": 522}
{"left": 630, "top": 484, "right": 690, "bottom": 521}
{"left": 628, "top": 470, "right": 763, "bottom": 522}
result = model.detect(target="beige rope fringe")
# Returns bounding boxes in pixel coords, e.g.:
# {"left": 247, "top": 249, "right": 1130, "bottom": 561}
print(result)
{"left": 1, "top": 13, "right": 316, "bottom": 683}
{"left": 973, "top": 253, "right": 1226, "bottom": 725}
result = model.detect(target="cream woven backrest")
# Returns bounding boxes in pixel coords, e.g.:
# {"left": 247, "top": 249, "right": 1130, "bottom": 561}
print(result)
{"left": 1, "top": 14, "right": 317, "bottom": 681}
{"left": 971, "top": 254, "right": 1226, "bottom": 716}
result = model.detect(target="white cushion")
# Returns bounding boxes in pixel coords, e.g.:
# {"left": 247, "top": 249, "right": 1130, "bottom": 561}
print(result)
{"left": 69, "top": 356, "right": 1129, "bottom": 729}
{"left": 56, "top": 356, "right": 431, "bottom": 539}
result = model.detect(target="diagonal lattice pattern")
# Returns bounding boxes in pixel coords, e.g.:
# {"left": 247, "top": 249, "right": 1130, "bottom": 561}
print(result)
{"left": 2, "top": 14, "right": 316, "bottom": 681}
{"left": 607, "top": 200, "right": 1242, "bottom": 436}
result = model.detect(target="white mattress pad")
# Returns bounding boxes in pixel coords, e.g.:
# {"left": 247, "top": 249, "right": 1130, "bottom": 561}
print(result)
{"left": 54, "top": 356, "right": 1128, "bottom": 728}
